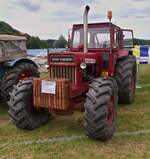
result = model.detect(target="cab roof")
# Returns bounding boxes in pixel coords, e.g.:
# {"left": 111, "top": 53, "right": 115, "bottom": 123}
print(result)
{"left": 73, "top": 22, "right": 121, "bottom": 30}
{"left": 0, "top": 35, "right": 26, "bottom": 41}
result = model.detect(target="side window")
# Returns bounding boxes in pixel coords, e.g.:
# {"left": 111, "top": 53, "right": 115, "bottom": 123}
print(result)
{"left": 114, "top": 31, "right": 122, "bottom": 48}
{"left": 68, "top": 29, "right": 72, "bottom": 47}
{"left": 73, "top": 31, "right": 80, "bottom": 48}
{"left": 123, "top": 30, "right": 133, "bottom": 48}
{"left": 73, "top": 29, "right": 84, "bottom": 48}
{"left": 68, "top": 29, "right": 72, "bottom": 41}
{"left": 114, "top": 31, "right": 118, "bottom": 48}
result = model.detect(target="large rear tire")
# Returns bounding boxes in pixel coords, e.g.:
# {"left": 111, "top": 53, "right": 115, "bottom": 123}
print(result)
{"left": 84, "top": 77, "right": 118, "bottom": 141}
{"left": 115, "top": 55, "right": 136, "bottom": 104}
{"left": 8, "top": 78, "right": 50, "bottom": 130}
{"left": 1, "top": 62, "right": 40, "bottom": 103}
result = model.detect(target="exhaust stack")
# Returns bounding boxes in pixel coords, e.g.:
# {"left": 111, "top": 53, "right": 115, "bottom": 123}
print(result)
{"left": 83, "top": 5, "right": 90, "bottom": 53}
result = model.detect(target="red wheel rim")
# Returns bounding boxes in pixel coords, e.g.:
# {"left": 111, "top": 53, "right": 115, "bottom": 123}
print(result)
{"left": 17, "top": 72, "right": 33, "bottom": 81}
{"left": 107, "top": 96, "right": 115, "bottom": 127}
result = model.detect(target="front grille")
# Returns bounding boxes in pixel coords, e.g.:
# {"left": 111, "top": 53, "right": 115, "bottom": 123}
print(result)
{"left": 49, "top": 66, "right": 76, "bottom": 83}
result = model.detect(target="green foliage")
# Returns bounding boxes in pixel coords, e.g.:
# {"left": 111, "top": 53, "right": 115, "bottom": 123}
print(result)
{"left": 53, "top": 35, "right": 67, "bottom": 48}
{"left": 0, "top": 21, "right": 19, "bottom": 36}
{"left": 26, "top": 36, "right": 41, "bottom": 49}
{"left": 134, "top": 38, "right": 150, "bottom": 45}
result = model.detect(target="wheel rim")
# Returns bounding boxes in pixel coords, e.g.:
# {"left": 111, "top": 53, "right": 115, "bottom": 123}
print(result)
{"left": 17, "top": 72, "right": 33, "bottom": 81}
{"left": 107, "top": 96, "right": 115, "bottom": 127}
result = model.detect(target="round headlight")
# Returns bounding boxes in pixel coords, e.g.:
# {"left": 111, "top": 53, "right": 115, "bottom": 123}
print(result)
{"left": 80, "top": 62, "right": 87, "bottom": 69}
{"left": 45, "top": 64, "right": 49, "bottom": 68}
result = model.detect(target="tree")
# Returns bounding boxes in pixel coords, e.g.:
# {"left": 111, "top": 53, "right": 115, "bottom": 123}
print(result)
{"left": 27, "top": 36, "right": 41, "bottom": 49}
{"left": 53, "top": 35, "right": 67, "bottom": 48}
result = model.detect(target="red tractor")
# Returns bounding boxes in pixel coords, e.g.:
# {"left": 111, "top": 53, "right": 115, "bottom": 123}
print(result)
{"left": 8, "top": 6, "right": 136, "bottom": 141}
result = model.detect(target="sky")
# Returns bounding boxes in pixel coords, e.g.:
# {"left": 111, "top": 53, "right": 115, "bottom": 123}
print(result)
{"left": 0, "top": 0, "right": 150, "bottom": 40}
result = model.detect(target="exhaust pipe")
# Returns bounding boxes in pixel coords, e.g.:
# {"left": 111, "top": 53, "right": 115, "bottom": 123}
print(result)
{"left": 83, "top": 5, "right": 90, "bottom": 53}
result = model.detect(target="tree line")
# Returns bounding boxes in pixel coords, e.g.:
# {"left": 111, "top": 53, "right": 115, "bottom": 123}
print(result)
{"left": 26, "top": 35, "right": 68, "bottom": 49}
{"left": 0, "top": 21, "right": 68, "bottom": 49}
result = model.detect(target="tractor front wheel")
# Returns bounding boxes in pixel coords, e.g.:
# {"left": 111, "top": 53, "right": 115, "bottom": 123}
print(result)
{"left": 84, "top": 77, "right": 118, "bottom": 141}
{"left": 8, "top": 78, "right": 50, "bottom": 130}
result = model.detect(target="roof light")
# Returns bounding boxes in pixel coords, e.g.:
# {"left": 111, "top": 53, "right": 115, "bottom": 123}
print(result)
{"left": 107, "top": 10, "right": 112, "bottom": 22}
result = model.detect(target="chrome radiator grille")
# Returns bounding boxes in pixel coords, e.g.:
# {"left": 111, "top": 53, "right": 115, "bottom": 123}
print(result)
{"left": 49, "top": 66, "right": 76, "bottom": 83}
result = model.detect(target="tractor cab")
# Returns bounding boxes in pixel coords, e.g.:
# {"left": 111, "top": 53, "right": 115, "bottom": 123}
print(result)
{"left": 70, "top": 23, "right": 134, "bottom": 52}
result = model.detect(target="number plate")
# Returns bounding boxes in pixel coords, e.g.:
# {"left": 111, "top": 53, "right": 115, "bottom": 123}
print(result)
{"left": 41, "top": 80, "right": 56, "bottom": 94}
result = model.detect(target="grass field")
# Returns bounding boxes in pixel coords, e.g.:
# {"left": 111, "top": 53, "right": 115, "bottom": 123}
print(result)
{"left": 0, "top": 65, "right": 150, "bottom": 159}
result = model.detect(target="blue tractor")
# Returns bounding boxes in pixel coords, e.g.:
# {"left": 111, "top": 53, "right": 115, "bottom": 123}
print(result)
{"left": 0, "top": 35, "right": 39, "bottom": 102}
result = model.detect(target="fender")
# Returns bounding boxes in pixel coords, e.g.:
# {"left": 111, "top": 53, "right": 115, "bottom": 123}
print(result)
{"left": 4, "top": 57, "right": 38, "bottom": 68}
{"left": 117, "top": 48, "right": 130, "bottom": 59}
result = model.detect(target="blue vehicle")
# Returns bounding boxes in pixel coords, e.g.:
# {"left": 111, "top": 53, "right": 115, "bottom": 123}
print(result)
{"left": 0, "top": 35, "right": 39, "bottom": 102}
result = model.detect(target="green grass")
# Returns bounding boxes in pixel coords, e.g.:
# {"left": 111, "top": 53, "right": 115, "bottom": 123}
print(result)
{"left": 0, "top": 65, "right": 150, "bottom": 159}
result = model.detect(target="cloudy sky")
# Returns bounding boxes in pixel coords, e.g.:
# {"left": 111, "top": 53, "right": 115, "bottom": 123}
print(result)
{"left": 0, "top": 0, "right": 150, "bottom": 40}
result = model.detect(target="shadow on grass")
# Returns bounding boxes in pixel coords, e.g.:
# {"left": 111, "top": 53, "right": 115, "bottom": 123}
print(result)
{"left": 0, "top": 101, "right": 8, "bottom": 117}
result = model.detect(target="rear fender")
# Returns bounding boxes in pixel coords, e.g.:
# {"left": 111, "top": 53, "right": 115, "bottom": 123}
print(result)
{"left": 118, "top": 49, "right": 130, "bottom": 59}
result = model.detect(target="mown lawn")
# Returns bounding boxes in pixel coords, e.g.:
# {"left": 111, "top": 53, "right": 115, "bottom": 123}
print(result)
{"left": 0, "top": 65, "right": 150, "bottom": 159}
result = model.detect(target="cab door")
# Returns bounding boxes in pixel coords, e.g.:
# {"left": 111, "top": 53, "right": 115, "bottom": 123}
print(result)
{"left": 122, "top": 29, "right": 134, "bottom": 48}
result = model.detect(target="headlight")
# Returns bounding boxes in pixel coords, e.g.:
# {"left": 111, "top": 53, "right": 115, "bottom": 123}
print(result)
{"left": 45, "top": 64, "right": 49, "bottom": 68}
{"left": 80, "top": 62, "right": 87, "bottom": 69}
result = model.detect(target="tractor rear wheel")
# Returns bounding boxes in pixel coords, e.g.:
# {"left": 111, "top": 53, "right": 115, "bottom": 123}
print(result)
{"left": 1, "top": 62, "right": 39, "bottom": 103}
{"left": 8, "top": 78, "right": 50, "bottom": 130}
{"left": 84, "top": 77, "right": 118, "bottom": 141}
{"left": 115, "top": 55, "right": 136, "bottom": 104}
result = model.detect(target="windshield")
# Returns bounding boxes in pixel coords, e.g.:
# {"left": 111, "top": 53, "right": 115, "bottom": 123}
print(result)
{"left": 72, "top": 27, "right": 110, "bottom": 49}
